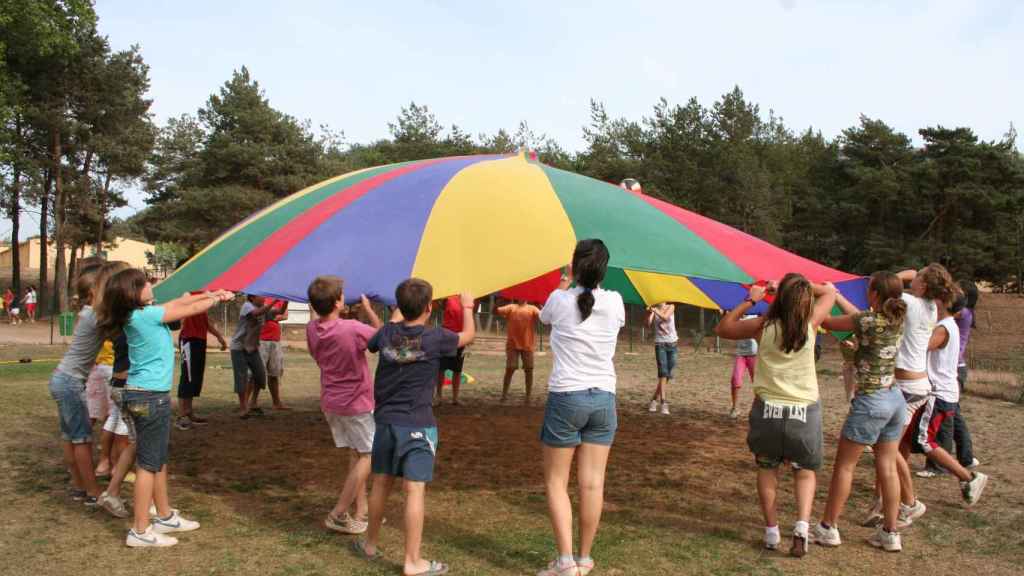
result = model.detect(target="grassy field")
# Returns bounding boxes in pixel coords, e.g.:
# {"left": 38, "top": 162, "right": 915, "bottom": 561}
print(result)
{"left": 2, "top": 334, "right": 1023, "bottom": 575}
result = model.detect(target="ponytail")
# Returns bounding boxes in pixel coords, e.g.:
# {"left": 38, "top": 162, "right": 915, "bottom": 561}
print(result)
{"left": 571, "top": 239, "right": 609, "bottom": 322}
{"left": 881, "top": 297, "right": 907, "bottom": 326}
{"left": 869, "top": 271, "right": 907, "bottom": 325}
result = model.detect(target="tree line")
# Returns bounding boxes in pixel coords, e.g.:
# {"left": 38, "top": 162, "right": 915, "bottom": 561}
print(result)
{"left": 3, "top": 1, "right": 1022, "bottom": 316}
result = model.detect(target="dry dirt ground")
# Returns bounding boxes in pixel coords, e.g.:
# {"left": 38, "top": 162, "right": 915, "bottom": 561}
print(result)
{"left": 1, "top": 294, "right": 1022, "bottom": 576}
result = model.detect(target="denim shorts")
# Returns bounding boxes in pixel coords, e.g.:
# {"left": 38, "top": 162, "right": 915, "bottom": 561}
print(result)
{"left": 655, "top": 343, "right": 678, "bottom": 379}
{"left": 49, "top": 370, "right": 91, "bottom": 444}
{"left": 371, "top": 423, "right": 438, "bottom": 482}
{"left": 541, "top": 388, "right": 618, "bottom": 447}
{"left": 122, "top": 390, "right": 172, "bottom": 473}
{"left": 842, "top": 386, "right": 907, "bottom": 445}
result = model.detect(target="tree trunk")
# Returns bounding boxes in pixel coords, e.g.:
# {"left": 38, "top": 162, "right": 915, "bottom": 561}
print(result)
{"left": 96, "top": 169, "right": 111, "bottom": 251}
{"left": 9, "top": 173, "right": 22, "bottom": 299}
{"left": 67, "top": 243, "right": 78, "bottom": 299}
{"left": 39, "top": 169, "right": 51, "bottom": 317}
{"left": 53, "top": 128, "right": 68, "bottom": 314}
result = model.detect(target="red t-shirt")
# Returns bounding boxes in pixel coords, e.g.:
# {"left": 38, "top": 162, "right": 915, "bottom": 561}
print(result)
{"left": 260, "top": 299, "right": 287, "bottom": 341}
{"left": 442, "top": 296, "right": 464, "bottom": 333}
{"left": 180, "top": 291, "right": 209, "bottom": 340}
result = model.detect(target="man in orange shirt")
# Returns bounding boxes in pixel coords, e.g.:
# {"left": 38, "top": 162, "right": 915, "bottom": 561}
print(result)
{"left": 496, "top": 299, "right": 542, "bottom": 405}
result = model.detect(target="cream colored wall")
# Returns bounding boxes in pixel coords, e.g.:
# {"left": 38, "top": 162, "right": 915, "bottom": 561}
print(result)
{"left": 1, "top": 237, "right": 153, "bottom": 271}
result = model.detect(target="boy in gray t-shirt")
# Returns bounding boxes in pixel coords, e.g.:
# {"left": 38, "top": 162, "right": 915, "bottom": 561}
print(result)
{"left": 229, "top": 296, "right": 272, "bottom": 418}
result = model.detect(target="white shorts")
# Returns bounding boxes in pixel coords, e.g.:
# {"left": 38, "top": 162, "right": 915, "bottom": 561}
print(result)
{"left": 325, "top": 412, "right": 375, "bottom": 454}
{"left": 897, "top": 378, "right": 930, "bottom": 419}
{"left": 86, "top": 365, "right": 113, "bottom": 421}
{"left": 259, "top": 341, "right": 284, "bottom": 378}
{"left": 103, "top": 387, "right": 134, "bottom": 438}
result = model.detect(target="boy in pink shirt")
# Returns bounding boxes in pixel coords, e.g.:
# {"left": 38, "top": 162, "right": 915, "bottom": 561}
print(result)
{"left": 306, "top": 275, "right": 383, "bottom": 535}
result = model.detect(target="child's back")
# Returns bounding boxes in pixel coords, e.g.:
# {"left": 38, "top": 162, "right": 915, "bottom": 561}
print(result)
{"left": 308, "top": 316, "right": 377, "bottom": 415}
{"left": 369, "top": 321, "right": 458, "bottom": 426}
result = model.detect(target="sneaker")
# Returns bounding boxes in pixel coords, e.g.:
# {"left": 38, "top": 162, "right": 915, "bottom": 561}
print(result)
{"left": 968, "top": 457, "right": 981, "bottom": 469}
{"left": 861, "top": 499, "right": 883, "bottom": 528}
{"left": 810, "top": 522, "right": 841, "bottom": 547}
{"left": 151, "top": 511, "right": 200, "bottom": 534}
{"left": 897, "top": 500, "right": 926, "bottom": 529}
{"left": 790, "top": 527, "right": 809, "bottom": 558}
{"left": 99, "top": 491, "right": 129, "bottom": 518}
{"left": 174, "top": 416, "right": 192, "bottom": 431}
{"left": 188, "top": 414, "right": 209, "bottom": 425}
{"left": 868, "top": 526, "right": 902, "bottom": 552}
{"left": 83, "top": 495, "right": 99, "bottom": 508}
{"left": 126, "top": 526, "right": 178, "bottom": 548}
{"left": 729, "top": 408, "right": 739, "bottom": 419}
{"left": 149, "top": 504, "right": 181, "bottom": 518}
{"left": 916, "top": 467, "right": 945, "bottom": 478}
{"left": 537, "top": 558, "right": 578, "bottom": 576}
{"left": 764, "top": 526, "right": 781, "bottom": 550}
{"left": 325, "top": 512, "right": 368, "bottom": 535}
{"left": 660, "top": 402, "right": 670, "bottom": 415}
{"left": 68, "top": 488, "right": 87, "bottom": 501}
{"left": 961, "top": 472, "right": 989, "bottom": 506}
{"left": 648, "top": 400, "right": 659, "bottom": 413}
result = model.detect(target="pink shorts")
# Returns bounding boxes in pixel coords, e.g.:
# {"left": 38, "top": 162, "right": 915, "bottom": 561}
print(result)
{"left": 85, "top": 364, "right": 113, "bottom": 421}
{"left": 731, "top": 355, "right": 756, "bottom": 390}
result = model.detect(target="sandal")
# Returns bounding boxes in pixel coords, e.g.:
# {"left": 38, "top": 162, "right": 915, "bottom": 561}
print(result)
{"left": 406, "top": 560, "right": 449, "bottom": 576}
{"left": 350, "top": 538, "right": 382, "bottom": 560}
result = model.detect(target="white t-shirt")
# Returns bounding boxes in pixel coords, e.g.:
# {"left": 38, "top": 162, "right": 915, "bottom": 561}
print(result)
{"left": 540, "top": 287, "right": 625, "bottom": 394}
{"left": 927, "top": 317, "right": 960, "bottom": 403}
{"left": 896, "top": 293, "right": 936, "bottom": 374}
{"left": 25, "top": 290, "right": 36, "bottom": 304}
{"left": 652, "top": 306, "right": 678, "bottom": 344}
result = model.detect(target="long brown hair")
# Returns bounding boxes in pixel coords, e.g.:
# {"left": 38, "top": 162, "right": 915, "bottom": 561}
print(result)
{"left": 918, "top": 263, "right": 956, "bottom": 303}
{"left": 91, "top": 261, "right": 132, "bottom": 311}
{"left": 870, "top": 271, "right": 907, "bottom": 325}
{"left": 96, "top": 268, "right": 148, "bottom": 340}
{"left": 764, "top": 273, "right": 812, "bottom": 354}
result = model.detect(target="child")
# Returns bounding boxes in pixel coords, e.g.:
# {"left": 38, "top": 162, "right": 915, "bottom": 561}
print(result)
{"left": 176, "top": 292, "right": 229, "bottom": 430}
{"left": 96, "top": 268, "right": 232, "bottom": 547}
{"left": 535, "top": 239, "right": 624, "bottom": 576}
{"left": 810, "top": 272, "right": 910, "bottom": 552}
{"left": 862, "top": 264, "right": 955, "bottom": 527}
{"left": 730, "top": 313, "right": 758, "bottom": 419}
{"left": 647, "top": 302, "right": 677, "bottom": 415}
{"left": 436, "top": 294, "right": 468, "bottom": 406}
{"left": 715, "top": 275, "right": 836, "bottom": 558}
{"left": 496, "top": 299, "right": 542, "bottom": 405}
{"left": 257, "top": 298, "right": 290, "bottom": 411}
{"left": 24, "top": 285, "right": 37, "bottom": 322}
{"left": 353, "top": 280, "right": 475, "bottom": 576}
{"left": 8, "top": 287, "right": 21, "bottom": 324}
{"left": 900, "top": 290, "right": 989, "bottom": 504}
{"left": 229, "top": 294, "right": 273, "bottom": 418}
{"left": 306, "top": 276, "right": 382, "bottom": 535}
{"left": 48, "top": 268, "right": 105, "bottom": 507}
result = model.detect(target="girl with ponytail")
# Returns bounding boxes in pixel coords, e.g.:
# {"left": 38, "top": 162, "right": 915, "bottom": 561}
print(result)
{"left": 810, "top": 272, "right": 910, "bottom": 552}
{"left": 535, "top": 239, "right": 624, "bottom": 576}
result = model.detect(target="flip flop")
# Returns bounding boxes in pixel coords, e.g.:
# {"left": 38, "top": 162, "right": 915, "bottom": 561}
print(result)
{"left": 405, "top": 560, "right": 449, "bottom": 576}
{"left": 350, "top": 539, "right": 382, "bottom": 560}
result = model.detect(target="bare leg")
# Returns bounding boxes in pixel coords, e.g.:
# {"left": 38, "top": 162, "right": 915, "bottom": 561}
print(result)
{"left": 822, "top": 437, "right": 866, "bottom": 525}
{"left": 402, "top": 480, "right": 431, "bottom": 575}
{"left": 364, "top": 474, "right": 395, "bottom": 555}
{"left": 179, "top": 397, "right": 192, "bottom": 418}
{"left": 153, "top": 465, "right": 172, "bottom": 518}
{"left": 577, "top": 443, "right": 612, "bottom": 558}
{"left": 451, "top": 371, "right": 461, "bottom": 404}
{"left": 543, "top": 445, "right": 576, "bottom": 557}
{"left": 924, "top": 446, "right": 972, "bottom": 482}
{"left": 96, "top": 429, "right": 114, "bottom": 475}
{"left": 731, "top": 386, "right": 739, "bottom": 411}
{"left": 72, "top": 442, "right": 101, "bottom": 497}
{"left": 896, "top": 442, "right": 917, "bottom": 506}
{"left": 133, "top": 467, "right": 155, "bottom": 532}
{"left": 269, "top": 376, "right": 288, "bottom": 409}
{"left": 874, "top": 441, "right": 902, "bottom": 532}
{"left": 331, "top": 452, "right": 371, "bottom": 518}
{"left": 757, "top": 467, "right": 780, "bottom": 528}
{"left": 524, "top": 368, "right": 534, "bottom": 405}
{"left": 793, "top": 468, "right": 816, "bottom": 524}
{"left": 63, "top": 442, "right": 83, "bottom": 489}
{"left": 106, "top": 440, "right": 135, "bottom": 499}
{"left": 501, "top": 367, "right": 515, "bottom": 403}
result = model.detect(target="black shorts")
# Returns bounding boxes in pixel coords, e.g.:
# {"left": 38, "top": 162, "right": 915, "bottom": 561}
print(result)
{"left": 178, "top": 338, "right": 207, "bottom": 398}
{"left": 439, "top": 347, "right": 466, "bottom": 374}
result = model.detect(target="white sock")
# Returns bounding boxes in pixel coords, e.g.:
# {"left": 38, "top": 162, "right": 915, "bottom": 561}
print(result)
{"left": 794, "top": 520, "right": 809, "bottom": 536}
{"left": 765, "top": 525, "right": 780, "bottom": 538}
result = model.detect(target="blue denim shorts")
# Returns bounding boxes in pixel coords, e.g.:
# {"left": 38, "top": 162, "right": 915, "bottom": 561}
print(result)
{"left": 122, "top": 390, "right": 172, "bottom": 473}
{"left": 842, "top": 386, "right": 907, "bottom": 445}
{"left": 49, "top": 370, "right": 91, "bottom": 444}
{"left": 655, "top": 343, "right": 678, "bottom": 379}
{"left": 541, "top": 388, "right": 618, "bottom": 447}
{"left": 371, "top": 423, "right": 438, "bottom": 483}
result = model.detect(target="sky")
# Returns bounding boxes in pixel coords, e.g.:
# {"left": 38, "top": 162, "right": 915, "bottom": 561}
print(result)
{"left": 5, "top": 0, "right": 1022, "bottom": 240}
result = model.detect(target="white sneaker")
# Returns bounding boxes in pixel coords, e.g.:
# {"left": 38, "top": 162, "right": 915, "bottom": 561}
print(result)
{"left": 99, "top": 491, "right": 129, "bottom": 519}
{"left": 729, "top": 408, "right": 739, "bottom": 419}
{"left": 537, "top": 558, "right": 578, "bottom": 576}
{"left": 126, "top": 526, "right": 178, "bottom": 548}
{"left": 149, "top": 504, "right": 180, "bottom": 518}
{"left": 968, "top": 457, "right": 981, "bottom": 469}
{"left": 151, "top": 510, "right": 200, "bottom": 534}
{"left": 897, "top": 500, "right": 926, "bottom": 528}
{"left": 648, "top": 400, "right": 659, "bottom": 413}
{"left": 962, "top": 472, "right": 989, "bottom": 506}
{"left": 810, "top": 522, "right": 841, "bottom": 547}
{"left": 868, "top": 526, "right": 902, "bottom": 552}
{"left": 861, "top": 499, "right": 883, "bottom": 527}
{"left": 660, "top": 402, "right": 670, "bottom": 415}
{"left": 764, "top": 526, "right": 781, "bottom": 550}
